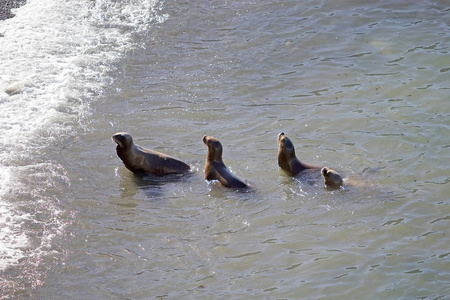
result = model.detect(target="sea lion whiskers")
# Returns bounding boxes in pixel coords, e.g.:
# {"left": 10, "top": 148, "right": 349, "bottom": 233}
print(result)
{"left": 112, "top": 135, "right": 123, "bottom": 148}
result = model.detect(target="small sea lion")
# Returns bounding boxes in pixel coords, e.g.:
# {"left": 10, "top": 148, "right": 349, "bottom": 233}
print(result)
{"left": 321, "top": 167, "right": 343, "bottom": 188}
{"left": 112, "top": 132, "right": 190, "bottom": 175}
{"left": 322, "top": 167, "right": 368, "bottom": 188}
{"left": 277, "top": 132, "right": 322, "bottom": 175}
{"left": 203, "top": 135, "right": 248, "bottom": 189}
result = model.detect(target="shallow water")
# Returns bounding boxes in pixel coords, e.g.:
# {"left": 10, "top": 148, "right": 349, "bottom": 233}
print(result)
{"left": 1, "top": 0, "right": 449, "bottom": 299}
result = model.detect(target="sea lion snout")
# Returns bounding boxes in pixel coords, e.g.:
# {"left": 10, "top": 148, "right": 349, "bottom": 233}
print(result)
{"left": 112, "top": 132, "right": 132, "bottom": 149}
{"left": 203, "top": 136, "right": 222, "bottom": 149}
{"left": 278, "top": 133, "right": 294, "bottom": 152}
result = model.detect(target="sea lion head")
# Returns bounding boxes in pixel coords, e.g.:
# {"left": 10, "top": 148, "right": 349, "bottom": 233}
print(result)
{"left": 321, "top": 167, "right": 343, "bottom": 188}
{"left": 278, "top": 132, "right": 296, "bottom": 158}
{"left": 112, "top": 132, "right": 134, "bottom": 150}
{"left": 203, "top": 135, "right": 223, "bottom": 161}
{"left": 277, "top": 132, "right": 298, "bottom": 172}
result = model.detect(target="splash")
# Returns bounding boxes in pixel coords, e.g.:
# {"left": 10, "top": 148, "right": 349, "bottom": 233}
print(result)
{"left": 0, "top": 0, "right": 167, "bottom": 295}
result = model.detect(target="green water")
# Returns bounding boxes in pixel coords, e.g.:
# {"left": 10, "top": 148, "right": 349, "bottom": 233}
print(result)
{"left": 5, "top": 0, "right": 449, "bottom": 298}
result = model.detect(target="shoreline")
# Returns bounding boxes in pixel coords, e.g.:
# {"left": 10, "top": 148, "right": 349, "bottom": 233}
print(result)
{"left": 0, "top": 0, "right": 26, "bottom": 21}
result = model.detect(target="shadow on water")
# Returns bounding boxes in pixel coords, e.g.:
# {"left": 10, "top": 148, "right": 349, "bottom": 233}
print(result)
{"left": 117, "top": 168, "right": 194, "bottom": 200}
{"left": 205, "top": 180, "right": 256, "bottom": 202}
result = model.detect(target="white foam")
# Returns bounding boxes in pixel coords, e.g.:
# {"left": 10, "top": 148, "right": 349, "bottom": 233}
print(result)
{"left": 0, "top": 166, "right": 29, "bottom": 270}
{"left": 0, "top": 0, "right": 167, "bottom": 271}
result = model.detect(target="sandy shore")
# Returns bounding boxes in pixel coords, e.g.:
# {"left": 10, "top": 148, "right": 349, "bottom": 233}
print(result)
{"left": 0, "top": 0, "right": 26, "bottom": 21}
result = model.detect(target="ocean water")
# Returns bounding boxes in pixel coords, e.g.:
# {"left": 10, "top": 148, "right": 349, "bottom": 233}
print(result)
{"left": 1, "top": 0, "right": 449, "bottom": 299}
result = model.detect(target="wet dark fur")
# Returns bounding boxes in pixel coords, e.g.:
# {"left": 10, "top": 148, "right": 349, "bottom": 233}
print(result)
{"left": 321, "top": 167, "right": 343, "bottom": 188}
{"left": 277, "top": 132, "right": 322, "bottom": 175}
{"left": 203, "top": 135, "right": 248, "bottom": 189}
{"left": 112, "top": 132, "right": 190, "bottom": 175}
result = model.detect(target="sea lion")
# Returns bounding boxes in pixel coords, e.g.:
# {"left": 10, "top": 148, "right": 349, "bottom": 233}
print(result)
{"left": 322, "top": 166, "right": 368, "bottom": 188}
{"left": 277, "top": 132, "right": 322, "bottom": 175}
{"left": 321, "top": 167, "right": 343, "bottom": 188}
{"left": 203, "top": 135, "right": 248, "bottom": 189}
{"left": 112, "top": 132, "right": 190, "bottom": 175}
{"left": 278, "top": 132, "right": 346, "bottom": 188}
